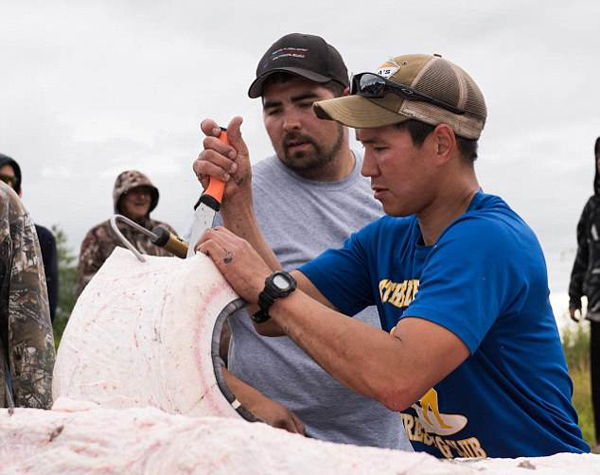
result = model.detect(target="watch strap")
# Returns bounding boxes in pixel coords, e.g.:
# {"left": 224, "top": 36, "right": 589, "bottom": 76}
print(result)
{"left": 251, "top": 307, "right": 271, "bottom": 323}
{"left": 251, "top": 271, "right": 297, "bottom": 324}
{"left": 252, "top": 286, "right": 277, "bottom": 323}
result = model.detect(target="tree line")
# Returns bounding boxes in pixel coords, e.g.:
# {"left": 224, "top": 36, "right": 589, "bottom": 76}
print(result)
{"left": 51, "top": 225, "right": 77, "bottom": 347}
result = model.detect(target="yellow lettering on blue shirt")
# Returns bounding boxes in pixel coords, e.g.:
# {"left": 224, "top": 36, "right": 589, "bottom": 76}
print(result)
{"left": 379, "top": 278, "right": 419, "bottom": 308}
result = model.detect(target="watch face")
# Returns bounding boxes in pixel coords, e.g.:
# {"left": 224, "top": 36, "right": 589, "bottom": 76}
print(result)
{"left": 272, "top": 273, "right": 291, "bottom": 291}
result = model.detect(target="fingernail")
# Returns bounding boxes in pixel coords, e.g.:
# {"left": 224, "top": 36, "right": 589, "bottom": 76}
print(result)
{"left": 230, "top": 163, "right": 237, "bottom": 173}
{"left": 212, "top": 128, "right": 221, "bottom": 136}
{"left": 228, "top": 150, "right": 237, "bottom": 159}
{"left": 223, "top": 173, "right": 230, "bottom": 181}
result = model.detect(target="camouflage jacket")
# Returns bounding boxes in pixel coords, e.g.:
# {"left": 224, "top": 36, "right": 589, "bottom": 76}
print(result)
{"left": 75, "top": 217, "right": 178, "bottom": 296}
{"left": 75, "top": 170, "right": 179, "bottom": 296}
{"left": 0, "top": 183, "right": 55, "bottom": 409}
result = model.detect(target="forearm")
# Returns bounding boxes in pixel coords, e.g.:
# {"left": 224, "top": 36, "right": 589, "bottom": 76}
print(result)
{"left": 221, "top": 201, "right": 282, "bottom": 272}
{"left": 267, "top": 289, "right": 469, "bottom": 412}
{"left": 11, "top": 329, "right": 55, "bottom": 409}
{"left": 222, "top": 367, "right": 305, "bottom": 434}
{"left": 570, "top": 207, "right": 590, "bottom": 305}
{"left": 10, "top": 271, "right": 55, "bottom": 409}
{"left": 569, "top": 252, "right": 587, "bottom": 306}
{"left": 251, "top": 271, "right": 338, "bottom": 337}
{"left": 222, "top": 367, "right": 264, "bottom": 405}
{"left": 268, "top": 291, "right": 416, "bottom": 411}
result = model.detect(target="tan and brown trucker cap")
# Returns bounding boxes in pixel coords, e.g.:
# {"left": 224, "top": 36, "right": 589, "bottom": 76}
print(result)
{"left": 314, "top": 54, "right": 487, "bottom": 139}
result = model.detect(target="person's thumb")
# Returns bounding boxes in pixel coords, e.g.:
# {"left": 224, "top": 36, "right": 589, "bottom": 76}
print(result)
{"left": 226, "top": 116, "right": 250, "bottom": 160}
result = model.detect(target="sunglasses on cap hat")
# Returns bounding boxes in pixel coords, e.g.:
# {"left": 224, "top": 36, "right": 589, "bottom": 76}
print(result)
{"left": 0, "top": 174, "right": 16, "bottom": 187}
{"left": 350, "top": 72, "right": 465, "bottom": 115}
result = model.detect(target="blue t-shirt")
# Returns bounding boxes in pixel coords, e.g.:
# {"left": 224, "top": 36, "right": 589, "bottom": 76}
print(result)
{"left": 300, "top": 192, "right": 589, "bottom": 458}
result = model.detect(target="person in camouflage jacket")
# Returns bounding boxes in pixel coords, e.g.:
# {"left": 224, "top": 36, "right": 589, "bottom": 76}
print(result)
{"left": 568, "top": 136, "right": 600, "bottom": 447}
{"left": 75, "top": 170, "right": 178, "bottom": 296}
{"left": 0, "top": 181, "right": 55, "bottom": 409}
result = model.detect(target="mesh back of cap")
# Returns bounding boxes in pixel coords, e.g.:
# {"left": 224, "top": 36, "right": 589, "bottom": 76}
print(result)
{"left": 415, "top": 60, "right": 462, "bottom": 111}
{"left": 398, "top": 56, "right": 487, "bottom": 139}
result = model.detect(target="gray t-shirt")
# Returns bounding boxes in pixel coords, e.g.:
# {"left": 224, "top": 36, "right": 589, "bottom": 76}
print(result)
{"left": 223, "top": 152, "right": 411, "bottom": 450}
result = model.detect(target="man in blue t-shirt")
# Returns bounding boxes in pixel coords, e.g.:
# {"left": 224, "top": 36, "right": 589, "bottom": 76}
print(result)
{"left": 193, "top": 53, "right": 590, "bottom": 458}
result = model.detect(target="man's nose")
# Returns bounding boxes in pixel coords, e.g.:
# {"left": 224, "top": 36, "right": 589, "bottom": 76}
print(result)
{"left": 282, "top": 110, "right": 302, "bottom": 132}
{"left": 361, "top": 151, "right": 378, "bottom": 177}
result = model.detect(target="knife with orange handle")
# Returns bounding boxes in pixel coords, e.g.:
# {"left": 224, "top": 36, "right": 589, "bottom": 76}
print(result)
{"left": 186, "top": 128, "right": 229, "bottom": 258}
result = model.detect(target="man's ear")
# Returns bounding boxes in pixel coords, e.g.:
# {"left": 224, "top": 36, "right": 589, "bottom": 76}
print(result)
{"left": 431, "top": 124, "right": 456, "bottom": 164}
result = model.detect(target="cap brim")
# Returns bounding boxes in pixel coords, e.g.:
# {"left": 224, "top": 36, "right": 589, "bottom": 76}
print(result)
{"left": 248, "top": 67, "right": 333, "bottom": 98}
{"left": 314, "top": 95, "right": 409, "bottom": 128}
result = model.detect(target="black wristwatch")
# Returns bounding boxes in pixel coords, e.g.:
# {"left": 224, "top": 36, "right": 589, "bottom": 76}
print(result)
{"left": 251, "top": 271, "right": 297, "bottom": 323}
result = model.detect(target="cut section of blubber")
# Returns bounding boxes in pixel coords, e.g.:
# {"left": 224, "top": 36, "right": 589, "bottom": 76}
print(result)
{"left": 53, "top": 247, "right": 255, "bottom": 421}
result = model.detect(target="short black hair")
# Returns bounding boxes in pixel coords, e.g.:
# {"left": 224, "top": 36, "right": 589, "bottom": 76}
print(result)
{"left": 395, "top": 120, "right": 479, "bottom": 163}
{"left": 261, "top": 72, "right": 345, "bottom": 100}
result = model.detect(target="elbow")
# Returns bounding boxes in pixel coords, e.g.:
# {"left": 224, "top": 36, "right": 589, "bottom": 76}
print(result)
{"left": 371, "top": 377, "right": 418, "bottom": 413}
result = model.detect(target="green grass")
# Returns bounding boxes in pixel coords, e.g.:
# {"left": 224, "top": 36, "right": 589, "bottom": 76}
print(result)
{"left": 562, "top": 324, "right": 597, "bottom": 450}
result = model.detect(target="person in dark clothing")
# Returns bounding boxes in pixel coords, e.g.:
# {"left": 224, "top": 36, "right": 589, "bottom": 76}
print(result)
{"left": 34, "top": 225, "right": 59, "bottom": 322}
{"left": 0, "top": 153, "right": 59, "bottom": 321}
{"left": 569, "top": 136, "right": 600, "bottom": 449}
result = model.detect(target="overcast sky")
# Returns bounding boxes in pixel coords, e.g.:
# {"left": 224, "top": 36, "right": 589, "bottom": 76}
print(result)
{"left": 1, "top": 0, "right": 599, "bottom": 295}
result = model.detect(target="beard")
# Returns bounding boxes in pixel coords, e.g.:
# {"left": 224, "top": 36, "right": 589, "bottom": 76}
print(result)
{"left": 277, "top": 124, "right": 344, "bottom": 174}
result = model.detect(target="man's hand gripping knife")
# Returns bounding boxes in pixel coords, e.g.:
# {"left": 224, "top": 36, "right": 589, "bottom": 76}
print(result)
{"left": 193, "top": 118, "right": 286, "bottom": 336}
{"left": 187, "top": 129, "right": 228, "bottom": 258}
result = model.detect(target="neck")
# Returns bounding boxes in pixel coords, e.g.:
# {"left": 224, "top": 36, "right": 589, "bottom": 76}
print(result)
{"left": 417, "top": 170, "right": 479, "bottom": 246}
{"left": 292, "top": 145, "right": 355, "bottom": 182}
{"left": 322, "top": 147, "right": 356, "bottom": 182}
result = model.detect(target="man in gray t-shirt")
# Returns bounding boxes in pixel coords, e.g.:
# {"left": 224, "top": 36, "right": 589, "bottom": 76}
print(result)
{"left": 207, "top": 33, "right": 411, "bottom": 450}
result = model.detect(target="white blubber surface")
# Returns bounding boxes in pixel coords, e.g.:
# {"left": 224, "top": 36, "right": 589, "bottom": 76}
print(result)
{"left": 53, "top": 247, "right": 241, "bottom": 418}
{"left": 1, "top": 402, "right": 599, "bottom": 475}
{"left": 36, "top": 247, "right": 600, "bottom": 474}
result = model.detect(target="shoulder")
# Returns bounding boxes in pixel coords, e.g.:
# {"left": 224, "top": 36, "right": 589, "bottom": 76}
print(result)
{"left": 251, "top": 156, "right": 308, "bottom": 210}
{"left": 81, "top": 220, "right": 112, "bottom": 245}
{"left": 252, "top": 155, "right": 280, "bottom": 178}
{"left": 581, "top": 196, "right": 600, "bottom": 216}
{"left": 441, "top": 193, "right": 537, "bottom": 255}
{"left": 0, "top": 182, "right": 28, "bottom": 219}
{"left": 88, "top": 219, "right": 112, "bottom": 235}
{"left": 253, "top": 155, "right": 279, "bottom": 172}
{"left": 0, "top": 184, "right": 37, "bottom": 246}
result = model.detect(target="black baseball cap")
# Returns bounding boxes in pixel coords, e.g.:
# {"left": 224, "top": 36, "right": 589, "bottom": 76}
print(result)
{"left": 248, "top": 33, "right": 349, "bottom": 98}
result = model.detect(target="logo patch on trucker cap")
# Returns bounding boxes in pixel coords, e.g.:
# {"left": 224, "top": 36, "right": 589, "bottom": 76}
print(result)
{"left": 376, "top": 58, "right": 403, "bottom": 78}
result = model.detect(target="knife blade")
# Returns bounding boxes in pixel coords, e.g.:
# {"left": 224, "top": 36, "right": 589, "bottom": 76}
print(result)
{"left": 186, "top": 129, "right": 228, "bottom": 258}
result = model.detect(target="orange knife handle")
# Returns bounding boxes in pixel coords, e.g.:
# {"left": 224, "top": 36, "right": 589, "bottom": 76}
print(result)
{"left": 199, "top": 129, "right": 229, "bottom": 212}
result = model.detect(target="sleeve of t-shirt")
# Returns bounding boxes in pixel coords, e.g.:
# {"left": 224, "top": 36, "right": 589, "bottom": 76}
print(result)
{"left": 404, "top": 215, "right": 526, "bottom": 354}
{"left": 299, "top": 225, "right": 375, "bottom": 317}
